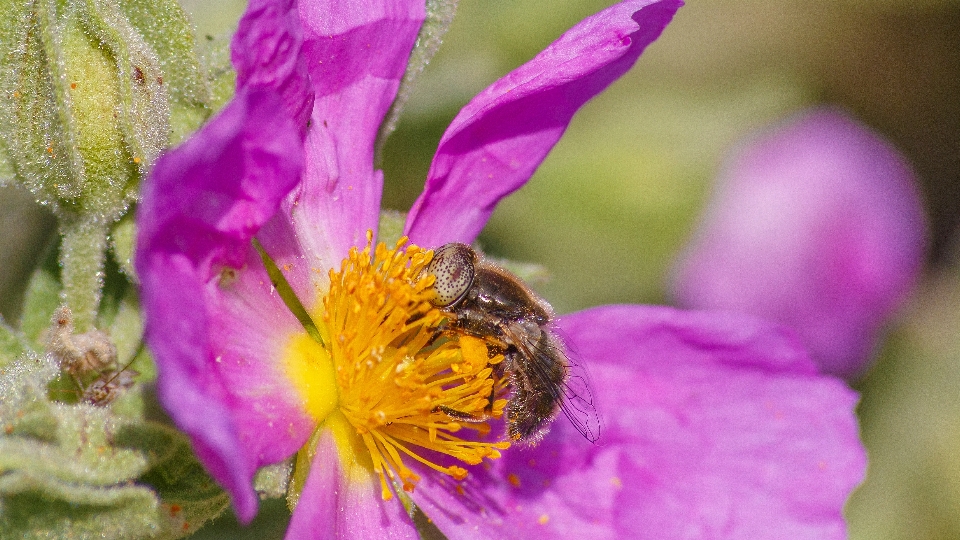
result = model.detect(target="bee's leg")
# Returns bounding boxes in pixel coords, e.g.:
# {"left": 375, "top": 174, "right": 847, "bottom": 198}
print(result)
{"left": 504, "top": 368, "right": 530, "bottom": 442}
{"left": 433, "top": 405, "right": 487, "bottom": 423}
{"left": 452, "top": 307, "right": 503, "bottom": 339}
{"left": 487, "top": 348, "right": 509, "bottom": 407}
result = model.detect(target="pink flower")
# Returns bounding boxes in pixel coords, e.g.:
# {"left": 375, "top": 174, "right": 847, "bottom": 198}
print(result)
{"left": 135, "top": 1, "right": 865, "bottom": 538}
{"left": 672, "top": 109, "right": 927, "bottom": 379}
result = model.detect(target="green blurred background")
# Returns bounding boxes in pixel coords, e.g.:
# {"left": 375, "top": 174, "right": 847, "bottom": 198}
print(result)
{"left": 5, "top": 0, "right": 960, "bottom": 538}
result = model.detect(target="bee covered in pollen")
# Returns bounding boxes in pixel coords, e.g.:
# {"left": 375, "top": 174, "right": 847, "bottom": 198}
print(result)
{"left": 421, "top": 243, "right": 600, "bottom": 445}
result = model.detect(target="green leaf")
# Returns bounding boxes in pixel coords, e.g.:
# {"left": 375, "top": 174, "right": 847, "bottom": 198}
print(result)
{"left": 0, "top": 355, "right": 148, "bottom": 484}
{"left": 0, "top": 353, "right": 58, "bottom": 441}
{"left": 0, "top": 355, "right": 229, "bottom": 539}
{"left": 0, "top": 472, "right": 161, "bottom": 540}
{"left": 0, "top": 318, "right": 29, "bottom": 367}
{"left": 0, "top": 351, "right": 229, "bottom": 539}
{"left": 18, "top": 263, "right": 61, "bottom": 347}
{"left": 0, "top": 357, "right": 156, "bottom": 540}
{"left": 114, "top": 422, "right": 230, "bottom": 538}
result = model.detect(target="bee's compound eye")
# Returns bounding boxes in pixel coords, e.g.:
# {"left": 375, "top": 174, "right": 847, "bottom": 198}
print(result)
{"left": 425, "top": 243, "right": 475, "bottom": 307}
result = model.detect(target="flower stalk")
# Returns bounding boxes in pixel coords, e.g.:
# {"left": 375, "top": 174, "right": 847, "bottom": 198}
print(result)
{"left": 58, "top": 215, "right": 107, "bottom": 332}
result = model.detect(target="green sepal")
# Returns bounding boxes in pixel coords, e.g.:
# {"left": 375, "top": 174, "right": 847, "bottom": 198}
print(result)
{"left": 378, "top": 209, "right": 408, "bottom": 248}
{"left": 195, "top": 32, "right": 236, "bottom": 114}
{"left": 95, "top": 243, "right": 150, "bottom": 379}
{"left": 116, "top": 0, "right": 213, "bottom": 144}
{"left": 375, "top": 0, "right": 460, "bottom": 160}
{"left": 0, "top": 145, "right": 12, "bottom": 184}
{"left": 104, "top": 290, "right": 144, "bottom": 372}
{"left": 413, "top": 505, "right": 448, "bottom": 540}
{"left": 287, "top": 428, "right": 323, "bottom": 511}
{"left": 0, "top": 0, "right": 86, "bottom": 209}
{"left": 73, "top": 0, "right": 169, "bottom": 175}
{"left": 253, "top": 238, "right": 325, "bottom": 347}
{"left": 253, "top": 459, "right": 293, "bottom": 500}
{"left": 110, "top": 212, "right": 137, "bottom": 281}
{"left": 0, "top": 0, "right": 152, "bottom": 220}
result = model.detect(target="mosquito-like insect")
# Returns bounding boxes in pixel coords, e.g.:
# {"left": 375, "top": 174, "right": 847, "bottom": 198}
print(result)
{"left": 46, "top": 306, "right": 139, "bottom": 406}
{"left": 422, "top": 243, "right": 600, "bottom": 445}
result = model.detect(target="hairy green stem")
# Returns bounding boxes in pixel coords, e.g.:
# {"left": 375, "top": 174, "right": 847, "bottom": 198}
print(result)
{"left": 59, "top": 216, "right": 108, "bottom": 332}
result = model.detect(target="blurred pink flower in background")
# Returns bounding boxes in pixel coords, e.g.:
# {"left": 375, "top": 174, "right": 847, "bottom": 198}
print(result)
{"left": 672, "top": 108, "right": 927, "bottom": 379}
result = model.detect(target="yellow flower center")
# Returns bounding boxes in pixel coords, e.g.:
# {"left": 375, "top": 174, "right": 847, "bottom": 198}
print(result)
{"left": 284, "top": 235, "right": 510, "bottom": 500}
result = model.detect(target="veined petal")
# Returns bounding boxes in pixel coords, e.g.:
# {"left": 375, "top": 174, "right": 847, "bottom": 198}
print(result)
{"left": 671, "top": 108, "right": 928, "bottom": 379}
{"left": 233, "top": 0, "right": 314, "bottom": 133}
{"left": 136, "top": 89, "right": 300, "bottom": 265}
{"left": 563, "top": 306, "right": 864, "bottom": 539}
{"left": 404, "top": 0, "right": 682, "bottom": 247}
{"left": 266, "top": 0, "right": 426, "bottom": 303}
{"left": 285, "top": 417, "right": 418, "bottom": 540}
{"left": 137, "top": 88, "right": 313, "bottom": 522}
{"left": 410, "top": 305, "right": 865, "bottom": 539}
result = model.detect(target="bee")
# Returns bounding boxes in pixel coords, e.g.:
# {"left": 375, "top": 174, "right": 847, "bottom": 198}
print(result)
{"left": 423, "top": 243, "right": 600, "bottom": 445}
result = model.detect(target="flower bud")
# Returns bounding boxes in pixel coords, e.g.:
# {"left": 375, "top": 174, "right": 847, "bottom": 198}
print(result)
{"left": 1, "top": 0, "right": 169, "bottom": 221}
{"left": 0, "top": 0, "right": 213, "bottom": 330}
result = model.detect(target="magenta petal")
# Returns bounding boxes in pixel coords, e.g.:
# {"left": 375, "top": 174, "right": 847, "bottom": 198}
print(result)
{"left": 672, "top": 108, "right": 928, "bottom": 379}
{"left": 233, "top": 0, "right": 314, "bottom": 133}
{"left": 272, "top": 0, "right": 425, "bottom": 282}
{"left": 137, "top": 89, "right": 312, "bottom": 522}
{"left": 285, "top": 429, "right": 418, "bottom": 540}
{"left": 136, "top": 87, "right": 301, "bottom": 276}
{"left": 404, "top": 0, "right": 682, "bottom": 247}
{"left": 563, "top": 306, "right": 865, "bottom": 539}
{"left": 411, "top": 305, "right": 865, "bottom": 540}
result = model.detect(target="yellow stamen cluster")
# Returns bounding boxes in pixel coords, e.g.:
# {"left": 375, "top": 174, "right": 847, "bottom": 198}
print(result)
{"left": 306, "top": 235, "right": 510, "bottom": 499}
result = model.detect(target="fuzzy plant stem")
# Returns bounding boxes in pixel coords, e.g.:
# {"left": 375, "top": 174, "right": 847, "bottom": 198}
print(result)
{"left": 58, "top": 215, "right": 108, "bottom": 332}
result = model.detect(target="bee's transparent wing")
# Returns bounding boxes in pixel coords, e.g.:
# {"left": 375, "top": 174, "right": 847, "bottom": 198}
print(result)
{"left": 556, "top": 343, "right": 601, "bottom": 444}
{"left": 508, "top": 323, "right": 602, "bottom": 444}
